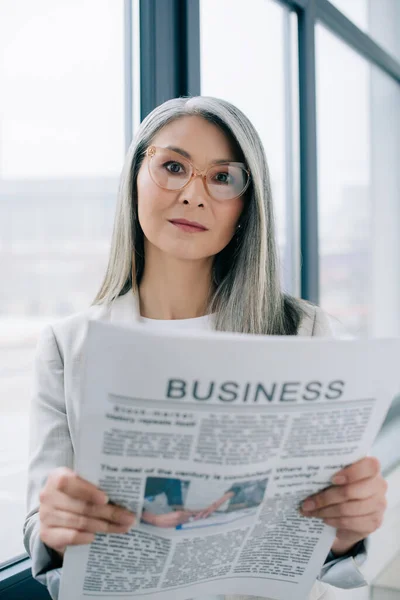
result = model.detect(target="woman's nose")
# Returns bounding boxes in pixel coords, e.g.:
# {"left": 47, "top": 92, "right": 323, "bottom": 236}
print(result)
{"left": 179, "top": 174, "right": 208, "bottom": 207}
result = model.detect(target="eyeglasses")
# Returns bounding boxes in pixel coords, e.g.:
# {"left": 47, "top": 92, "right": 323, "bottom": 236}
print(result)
{"left": 146, "top": 145, "right": 251, "bottom": 201}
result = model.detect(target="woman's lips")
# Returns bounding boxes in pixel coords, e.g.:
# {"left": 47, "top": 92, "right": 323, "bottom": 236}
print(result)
{"left": 169, "top": 219, "right": 208, "bottom": 233}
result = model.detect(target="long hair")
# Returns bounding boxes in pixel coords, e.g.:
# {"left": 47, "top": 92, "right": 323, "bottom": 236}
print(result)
{"left": 92, "top": 96, "right": 305, "bottom": 334}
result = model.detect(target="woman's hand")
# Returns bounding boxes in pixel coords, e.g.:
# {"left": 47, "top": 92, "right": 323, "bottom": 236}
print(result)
{"left": 300, "top": 457, "right": 388, "bottom": 555}
{"left": 39, "top": 467, "right": 136, "bottom": 559}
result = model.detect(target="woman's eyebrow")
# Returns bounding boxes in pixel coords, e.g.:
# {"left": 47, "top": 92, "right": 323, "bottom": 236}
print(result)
{"left": 165, "top": 145, "right": 236, "bottom": 165}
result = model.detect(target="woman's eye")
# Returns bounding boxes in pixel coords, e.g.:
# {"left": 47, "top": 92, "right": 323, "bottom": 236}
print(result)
{"left": 164, "top": 161, "right": 185, "bottom": 174}
{"left": 214, "top": 172, "right": 232, "bottom": 184}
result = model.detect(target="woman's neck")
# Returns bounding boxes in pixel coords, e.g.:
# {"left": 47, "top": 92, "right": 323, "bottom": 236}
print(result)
{"left": 138, "top": 245, "right": 213, "bottom": 320}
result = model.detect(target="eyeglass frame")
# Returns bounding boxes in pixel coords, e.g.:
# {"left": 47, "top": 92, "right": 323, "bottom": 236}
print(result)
{"left": 146, "top": 145, "right": 251, "bottom": 201}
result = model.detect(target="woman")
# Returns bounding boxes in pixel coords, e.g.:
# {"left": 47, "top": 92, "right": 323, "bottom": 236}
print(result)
{"left": 24, "top": 96, "right": 387, "bottom": 600}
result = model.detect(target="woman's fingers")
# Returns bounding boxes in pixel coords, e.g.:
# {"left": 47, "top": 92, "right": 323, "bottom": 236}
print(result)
{"left": 305, "top": 494, "right": 386, "bottom": 519}
{"left": 39, "top": 467, "right": 137, "bottom": 558}
{"left": 41, "top": 488, "right": 94, "bottom": 517}
{"left": 301, "top": 463, "right": 388, "bottom": 552}
{"left": 323, "top": 513, "right": 384, "bottom": 533}
{"left": 47, "top": 467, "right": 109, "bottom": 505}
{"left": 40, "top": 526, "right": 96, "bottom": 552}
{"left": 331, "top": 457, "right": 381, "bottom": 485}
{"left": 41, "top": 487, "right": 135, "bottom": 526}
{"left": 302, "top": 475, "right": 386, "bottom": 511}
{"left": 42, "top": 508, "right": 134, "bottom": 534}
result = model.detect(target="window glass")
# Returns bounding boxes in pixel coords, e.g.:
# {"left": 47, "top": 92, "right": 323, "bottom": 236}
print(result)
{"left": 316, "top": 24, "right": 400, "bottom": 338}
{"left": 330, "top": 0, "right": 400, "bottom": 60}
{"left": 200, "top": 0, "right": 300, "bottom": 295}
{"left": 0, "top": 0, "right": 125, "bottom": 564}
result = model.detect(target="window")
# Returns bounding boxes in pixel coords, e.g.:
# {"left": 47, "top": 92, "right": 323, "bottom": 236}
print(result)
{"left": 330, "top": 0, "right": 400, "bottom": 61}
{"left": 0, "top": 0, "right": 126, "bottom": 565}
{"left": 200, "top": 0, "right": 300, "bottom": 296}
{"left": 316, "top": 24, "right": 400, "bottom": 338}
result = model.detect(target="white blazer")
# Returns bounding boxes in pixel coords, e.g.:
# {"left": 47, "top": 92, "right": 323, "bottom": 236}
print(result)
{"left": 23, "top": 291, "right": 336, "bottom": 600}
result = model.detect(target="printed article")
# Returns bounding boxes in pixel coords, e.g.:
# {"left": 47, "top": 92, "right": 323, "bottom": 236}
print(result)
{"left": 59, "top": 322, "right": 400, "bottom": 600}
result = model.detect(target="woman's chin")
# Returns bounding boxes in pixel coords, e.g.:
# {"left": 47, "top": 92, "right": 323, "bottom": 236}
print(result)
{"left": 157, "top": 240, "right": 212, "bottom": 261}
{"left": 165, "top": 248, "right": 209, "bottom": 261}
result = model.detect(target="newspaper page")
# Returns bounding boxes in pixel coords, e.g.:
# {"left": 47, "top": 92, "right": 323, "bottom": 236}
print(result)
{"left": 59, "top": 320, "right": 400, "bottom": 600}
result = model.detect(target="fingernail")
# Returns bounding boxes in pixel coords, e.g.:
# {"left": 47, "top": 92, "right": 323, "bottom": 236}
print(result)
{"left": 332, "top": 475, "right": 346, "bottom": 485}
{"left": 101, "top": 494, "right": 109, "bottom": 504}
{"left": 302, "top": 500, "right": 316, "bottom": 511}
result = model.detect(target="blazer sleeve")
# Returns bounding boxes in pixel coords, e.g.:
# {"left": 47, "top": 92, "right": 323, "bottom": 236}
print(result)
{"left": 23, "top": 324, "right": 74, "bottom": 600}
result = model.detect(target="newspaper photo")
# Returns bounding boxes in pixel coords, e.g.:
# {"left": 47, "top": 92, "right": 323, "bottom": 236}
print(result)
{"left": 59, "top": 320, "right": 400, "bottom": 600}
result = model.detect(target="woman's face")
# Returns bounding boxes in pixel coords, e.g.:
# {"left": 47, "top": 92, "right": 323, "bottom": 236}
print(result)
{"left": 136, "top": 115, "right": 246, "bottom": 261}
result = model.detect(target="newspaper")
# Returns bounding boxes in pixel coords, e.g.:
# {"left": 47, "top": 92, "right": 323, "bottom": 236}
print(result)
{"left": 59, "top": 320, "right": 400, "bottom": 600}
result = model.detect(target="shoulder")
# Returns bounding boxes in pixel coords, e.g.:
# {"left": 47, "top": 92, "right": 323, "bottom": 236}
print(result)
{"left": 51, "top": 303, "right": 111, "bottom": 337}
{"left": 296, "top": 301, "right": 333, "bottom": 337}
{"left": 36, "top": 303, "right": 112, "bottom": 362}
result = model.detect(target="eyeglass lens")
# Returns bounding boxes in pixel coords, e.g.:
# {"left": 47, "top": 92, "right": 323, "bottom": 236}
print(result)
{"left": 149, "top": 147, "right": 248, "bottom": 200}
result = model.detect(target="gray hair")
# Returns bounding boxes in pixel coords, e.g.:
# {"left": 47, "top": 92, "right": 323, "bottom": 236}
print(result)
{"left": 93, "top": 95, "right": 305, "bottom": 334}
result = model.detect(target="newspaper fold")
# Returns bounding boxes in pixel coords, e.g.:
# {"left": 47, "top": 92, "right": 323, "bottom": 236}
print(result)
{"left": 59, "top": 321, "right": 400, "bottom": 600}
